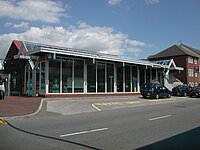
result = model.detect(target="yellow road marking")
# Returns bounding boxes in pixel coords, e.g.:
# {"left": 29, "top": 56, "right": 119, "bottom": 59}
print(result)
{"left": 92, "top": 101, "right": 142, "bottom": 111}
{"left": 147, "top": 97, "right": 188, "bottom": 102}
{"left": 0, "top": 118, "right": 8, "bottom": 125}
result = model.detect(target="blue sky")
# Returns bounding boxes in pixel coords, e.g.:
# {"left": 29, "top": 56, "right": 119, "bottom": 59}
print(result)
{"left": 0, "top": 0, "right": 200, "bottom": 60}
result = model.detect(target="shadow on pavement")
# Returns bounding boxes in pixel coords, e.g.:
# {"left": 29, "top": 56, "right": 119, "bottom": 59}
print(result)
{"left": 136, "top": 127, "right": 200, "bottom": 150}
{"left": 7, "top": 121, "right": 102, "bottom": 150}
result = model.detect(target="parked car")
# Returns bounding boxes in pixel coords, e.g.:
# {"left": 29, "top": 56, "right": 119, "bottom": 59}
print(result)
{"left": 189, "top": 86, "right": 200, "bottom": 98}
{"left": 172, "top": 85, "right": 192, "bottom": 97}
{"left": 140, "top": 83, "right": 172, "bottom": 99}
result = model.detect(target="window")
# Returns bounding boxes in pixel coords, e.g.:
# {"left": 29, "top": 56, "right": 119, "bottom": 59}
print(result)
{"left": 188, "top": 69, "right": 194, "bottom": 77}
{"left": 132, "top": 66, "right": 138, "bottom": 92}
{"left": 49, "top": 60, "right": 60, "bottom": 93}
{"left": 188, "top": 56, "right": 193, "bottom": 64}
{"left": 125, "top": 66, "right": 131, "bottom": 92}
{"left": 107, "top": 64, "right": 114, "bottom": 92}
{"left": 195, "top": 73, "right": 198, "bottom": 78}
{"left": 194, "top": 58, "right": 197, "bottom": 64}
{"left": 87, "top": 63, "right": 96, "bottom": 92}
{"left": 117, "top": 65, "right": 123, "bottom": 92}
{"left": 97, "top": 63, "right": 105, "bottom": 92}
{"left": 191, "top": 69, "right": 194, "bottom": 77}
{"left": 74, "top": 60, "right": 84, "bottom": 93}
{"left": 62, "top": 59, "right": 73, "bottom": 93}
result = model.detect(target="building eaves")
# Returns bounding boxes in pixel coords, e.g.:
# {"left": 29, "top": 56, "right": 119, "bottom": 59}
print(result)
{"left": 179, "top": 44, "right": 200, "bottom": 58}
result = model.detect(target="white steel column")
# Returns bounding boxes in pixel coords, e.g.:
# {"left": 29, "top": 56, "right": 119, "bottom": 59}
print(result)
{"left": 39, "top": 63, "right": 41, "bottom": 94}
{"left": 32, "top": 68, "right": 36, "bottom": 96}
{"left": 114, "top": 63, "right": 117, "bottom": 93}
{"left": 96, "top": 63, "right": 97, "bottom": 93}
{"left": 123, "top": 63, "right": 125, "bottom": 92}
{"left": 45, "top": 60, "right": 49, "bottom": 94}
{"left": 24, "top": 64, "right": 27, "bottom": 94}
{"left": 60, "top": 59, "right": 62, "bottom": 93}
{"left": 105, "top": 63, "right": 107, "bottom": 93}
{"left": 72, "top": 60, "right": 74, "bottom": 93}
{"left": 130, "top": 66, "right": 132, "bottom": 92}
{"left": 84, "top": 60, "right": 87, "bottom": 93}
{"left": 137, "top": 66, "right": 140, "bottom": 92}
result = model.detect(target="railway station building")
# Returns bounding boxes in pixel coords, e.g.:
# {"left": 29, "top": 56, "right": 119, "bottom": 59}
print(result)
{"left": 4, "top": 40, "right": 183, "bottom": 97}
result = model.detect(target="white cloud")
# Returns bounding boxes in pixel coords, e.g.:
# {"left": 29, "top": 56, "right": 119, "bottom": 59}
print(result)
{"left": 0, "top": 22, "right": 148, "bottom": 59}
{"left": 0, "top": 0, "right": 67, "bottom": 23}
{"left": 145, "top": 0, "right": 160, "bottom": 5}
{"left": 5, "top": 22, "right": 30, "bottom": 30}
{"left": 108, "top": 0, "right": 122, "bottom": 6}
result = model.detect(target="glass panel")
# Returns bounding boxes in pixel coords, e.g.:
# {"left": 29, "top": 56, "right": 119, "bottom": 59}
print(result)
{"left": 152, "top": 68, "right": 156, "bottom": 82}
{"left": 132, "top": 66, "right": 138, "bottom": 92}
{"left": 87, "top": 64, "right": 96, "bottom": 92}
{"left": 49, "top": 60, "right": 60, "bottom": 93}
{"left": 117, "top": 65, "right": 123, "bottom": 92}
{"left": 139, "top": 68, "right": 145, "bottom": 87}
{"left": 74, "top": 60, "right": 84, "bottom": 93}
{"left": 40, "top": 62, "right": 45, "bottom": 94}
{"left": 125, "top": 66, "right": 131, "bottom": 92}
{"left": 62, "top": 59, "right": 72, "bottom": 93}
{"left": 146, "top": 68, "right": 151, "bottom": 83}
{"left": 97, "top": 63, "right": 105, "bottom": 92}
{"left": 36, "top": 66, "right": 39, "bottom": 95}
{"left": 107, "top": 64, "right": 114, "bottom": 92}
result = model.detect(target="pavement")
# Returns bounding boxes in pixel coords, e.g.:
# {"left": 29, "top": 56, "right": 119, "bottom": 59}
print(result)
{"left": 0, "top": 96, "right": 42, "bottom": 117}
{"left": 0, "top": 95, "right": 190, "bottom": 118}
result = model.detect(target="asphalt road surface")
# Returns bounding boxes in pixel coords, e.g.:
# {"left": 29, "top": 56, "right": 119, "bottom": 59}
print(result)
{"left": 1, "top": 97, "right": 200, "bottom": 150}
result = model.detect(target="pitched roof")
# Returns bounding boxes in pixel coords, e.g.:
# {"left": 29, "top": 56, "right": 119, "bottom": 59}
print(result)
{"left": 148, "top": 44, "right": 200, "bottom": 59}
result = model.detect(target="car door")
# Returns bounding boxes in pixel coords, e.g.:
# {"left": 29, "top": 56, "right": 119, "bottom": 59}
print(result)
{"left": 160, "top": 85, "right": 167, "bottom": 97}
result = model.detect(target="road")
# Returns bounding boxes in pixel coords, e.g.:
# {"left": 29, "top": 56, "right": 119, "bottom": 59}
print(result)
{"left": 1, "top": 97, "right": 200, "bottom": 149}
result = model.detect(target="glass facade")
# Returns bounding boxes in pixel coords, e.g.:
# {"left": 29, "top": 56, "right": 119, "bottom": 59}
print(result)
{"left": 25, "top": 57, "right": 162, "bottom": 95}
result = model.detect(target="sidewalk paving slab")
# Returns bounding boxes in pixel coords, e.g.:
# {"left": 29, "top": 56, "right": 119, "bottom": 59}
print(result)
{"left": 0, "top": 96, "right": 42, "bottom": 117}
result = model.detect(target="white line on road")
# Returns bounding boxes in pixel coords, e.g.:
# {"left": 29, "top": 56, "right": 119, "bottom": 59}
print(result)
{"left": 60, "top": 127, "right": 108, "bottom": 137}
{"left": 149, "top": 115, "right": 172, "bottom": 121}
{"left": 92, "top": 103, "right": 101, "bottom": 111}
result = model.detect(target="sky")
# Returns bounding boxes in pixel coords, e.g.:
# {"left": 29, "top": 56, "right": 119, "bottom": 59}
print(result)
{"left": 0, "top": 0, "right": 200, "bottom": 60}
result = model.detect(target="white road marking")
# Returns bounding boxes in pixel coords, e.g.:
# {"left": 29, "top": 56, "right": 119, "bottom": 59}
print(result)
{"left": 92, "top": 103, "right": 101, "bottom": 111}
{"left": 60, "top": 128, "right": 108, "bottom": 137}
{"left": 149, "top": 115, "right": 172, "bottom": 121}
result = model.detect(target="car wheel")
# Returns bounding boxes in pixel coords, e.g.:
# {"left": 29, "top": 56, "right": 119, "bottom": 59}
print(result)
{"left": 155, "top": 94, "right": 159, "bottom": 99}
{"left": 143, "top": 95, "right": 146, "bottom": 98}
{"left": 167, "top": 93, "right": 171, "bottom": 98}
{"left": 183, "top": 92, "right": 187, "bottom": 97}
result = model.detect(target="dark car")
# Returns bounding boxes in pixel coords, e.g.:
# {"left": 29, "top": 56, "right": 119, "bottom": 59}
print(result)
{"left": 172, "top": 85, "right": 192, "bottom": 97}
{"left": 189, "top": 86, "right": 200, "bottom": 98}
{"left": 140, "top": 83, "right": 172, "bottom": 99}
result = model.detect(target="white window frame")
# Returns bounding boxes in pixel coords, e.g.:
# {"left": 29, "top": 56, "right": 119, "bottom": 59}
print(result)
{"left": 195, "top": 72, "right": 198, "bottom": 78}
{"left": 188, "top": 56, "right": 193, "bottom": 64}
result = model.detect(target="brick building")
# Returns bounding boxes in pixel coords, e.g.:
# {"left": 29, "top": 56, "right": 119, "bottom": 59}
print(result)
{"left": 148, "top": 44, "right": 200, "bottom": 86}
